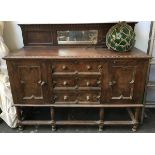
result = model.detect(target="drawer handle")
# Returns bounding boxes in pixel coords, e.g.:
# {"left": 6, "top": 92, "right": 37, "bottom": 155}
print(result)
{"left": 62, "top": 65, "right": 67, "bottom": 70}
{"left": 86, "top": 96, "right": 90, "bottom": 101}
{"left": 64, "top": 95, "right": 68, "bottom": 100}
{"left": 97, "top": 81, "right": 101, "bottom": 85}
{"left": 63, "top": 81, "right": 68, "bottom": 86}
{"left": 86, "top": 81, "right": 90, "bottom": 86}
{"left": 96, "top": 95, "right": 101, "bottom": 100}
{"left": 87, "top": 65, "right": 91, "bottom": 70}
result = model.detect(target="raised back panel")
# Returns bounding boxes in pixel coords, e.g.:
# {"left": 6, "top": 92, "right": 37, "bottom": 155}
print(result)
{"left": 19, "top": 23, "right": 136, "bottom": 47}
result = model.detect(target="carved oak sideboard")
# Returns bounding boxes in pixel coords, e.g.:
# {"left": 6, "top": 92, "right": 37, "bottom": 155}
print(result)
{"left": 4, "top": 23, "right": 150, "bottom": 131}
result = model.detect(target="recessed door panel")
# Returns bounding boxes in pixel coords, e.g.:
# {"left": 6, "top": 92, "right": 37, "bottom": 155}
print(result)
{"left": 15, "top": 62, "right": 48, "bottom": 104}
{"left": 18, "top": 66, "right": 43, "bottom": 100}
{"left": 109, "top": 65, "right": 136, "bottom": 101}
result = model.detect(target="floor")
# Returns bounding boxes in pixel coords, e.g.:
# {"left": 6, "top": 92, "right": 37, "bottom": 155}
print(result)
{"left": 0, "top": 109, "right": 155, "bottom": 133}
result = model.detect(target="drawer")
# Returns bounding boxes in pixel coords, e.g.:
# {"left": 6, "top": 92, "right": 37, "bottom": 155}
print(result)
{"left": 78, "top": 91, "right": 101, "bottom": 103}
{"left": 52, "top": 61, "right": 103, "bottom": 73}
{"left": 78, "top": 77, "right": 101, "bottom": 87}
{"left": 78, "top": 61, "right": 102, "bottom": 72}
{"left": 53, "top": 92, "right": 77, "bottom": 103}
{"left": 53, "top": 77, "right": 76, "bottom": 87}
{"left": 52, "top": 62, "right": 76, "bottom": 72}
{"left": 53, "top": 91, "right": 101, "bottom": 104}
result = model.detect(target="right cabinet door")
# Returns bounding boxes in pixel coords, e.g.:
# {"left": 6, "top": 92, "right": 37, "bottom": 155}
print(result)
{"left": 108, "top": 60, "right": 148, "bottom": 104}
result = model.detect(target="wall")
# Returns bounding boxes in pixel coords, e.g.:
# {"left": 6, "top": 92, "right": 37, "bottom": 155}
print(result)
{"left": 3, "top": 21, "right": 23, "bottom": 51}
{"left": 134, "top": 21, "right": 151, "bottom": 52}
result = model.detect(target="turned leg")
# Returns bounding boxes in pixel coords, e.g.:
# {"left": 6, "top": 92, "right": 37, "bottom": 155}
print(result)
{"left": 51, "top": 107, "right": 56, "bottom": 131}
{"left": 132, "top": 125, "right": 137, "bottom": 132}
{"left": 18, "top": 125, "right": 24, "bottom": 131}
{"left": 99, "top": 108, "right": 104, "bottom": 132}
{"left": 52, "top": 125, "right": 56, "bottom": 131}
{"left": 16, "top": 107, "right": 24, "bottom": 131}
{"left": 132, "top": 107, "right": 140, "bottom": 132}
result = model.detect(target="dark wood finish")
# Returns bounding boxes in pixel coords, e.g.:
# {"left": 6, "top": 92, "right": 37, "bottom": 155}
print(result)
{"left": 4, "top": 23, "right": 150, "bottom": 131}
{"left": 19, "top": 23, "right": 136, "bottom": 47}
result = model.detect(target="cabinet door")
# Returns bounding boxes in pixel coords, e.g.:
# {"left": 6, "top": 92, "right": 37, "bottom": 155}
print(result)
{"left": 108, "top": 60, "right": 137, "bottom": 103}
{"left": 10, "top": 61, "right": 48, "bottom": 104}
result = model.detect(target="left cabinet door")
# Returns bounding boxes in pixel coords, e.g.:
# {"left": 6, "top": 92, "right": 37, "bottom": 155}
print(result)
{"left": 7, "top": 60, "right": 49, "bottom": 105}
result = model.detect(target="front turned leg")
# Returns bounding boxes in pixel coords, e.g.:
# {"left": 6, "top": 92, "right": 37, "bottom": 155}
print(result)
{"left": 99, "top": 125, "right": 103, "bottom": 132}
{"left": 99, "top": 108, "right": 104, "bottom": 132}
{"left": 132, "top": 124, "right": 138, "bottom": 132}
{"left": 52, "top": 125, "right": 56, "bottom": 131}
{"left": 132, "top": 107, "right": 140, "bottom": 132}
{"left": 18, "top": 125, "right": 24, "bottom": 131}
{"left": 51, "top": 107, "right": 56, "bottom": 131}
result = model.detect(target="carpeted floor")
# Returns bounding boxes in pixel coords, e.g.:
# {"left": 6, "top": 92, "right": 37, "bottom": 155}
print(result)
{"left": 0, "top": 109, "right": 155, "bottom": 133}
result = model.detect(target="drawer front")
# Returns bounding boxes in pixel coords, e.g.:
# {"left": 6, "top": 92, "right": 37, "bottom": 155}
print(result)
{"left": 53, "top": 91, "right": 101, "bottom": 104}
{"left": 52, "top": 61, "right": 102, "bottom": 73}
{"left": 78, "top": 77, "right": 101, "bottom": 87}
{"left": 78, "top": 91, "right": 101, "bottom": 103}
{"left": 53, "top": 77, "right": 76, "bottom": 87}
{"left": 53, "top": 62, "right": 76, "bottom": 72}
{"left": 53, "top": 92, "right": 77, "bottom": 104}
{"left": 78, "top": 61, "right": 102, "bottom": 72}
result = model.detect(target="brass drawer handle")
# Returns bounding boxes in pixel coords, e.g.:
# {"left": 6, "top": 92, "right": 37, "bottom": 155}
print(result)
{"left": 64, "top": 95, "right": 68, "bottom": 100}
{"left": 63, "top": 81, "right": 68, "bottom": 86}
{"left": 96, "top": 95, "right": 101, "bottom": 100}
{"left": 86, "top": 81, "right": 90, "bottom": 86}
{"left": 86, "top": 96, "right": 90, "bottom": 101}
{"left": 62, "top": 65, "right": 67, "bottom": 70}
{"left": 97, "top": 80, "right": 101, "bottom": 85}
{"left": 87, "top": 65, "right": 91, "bottom": 70}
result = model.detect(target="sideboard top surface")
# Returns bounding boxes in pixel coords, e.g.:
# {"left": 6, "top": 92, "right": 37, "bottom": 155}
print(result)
{"left": 4, "top": 47, "right": 151, "bottom": 60}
